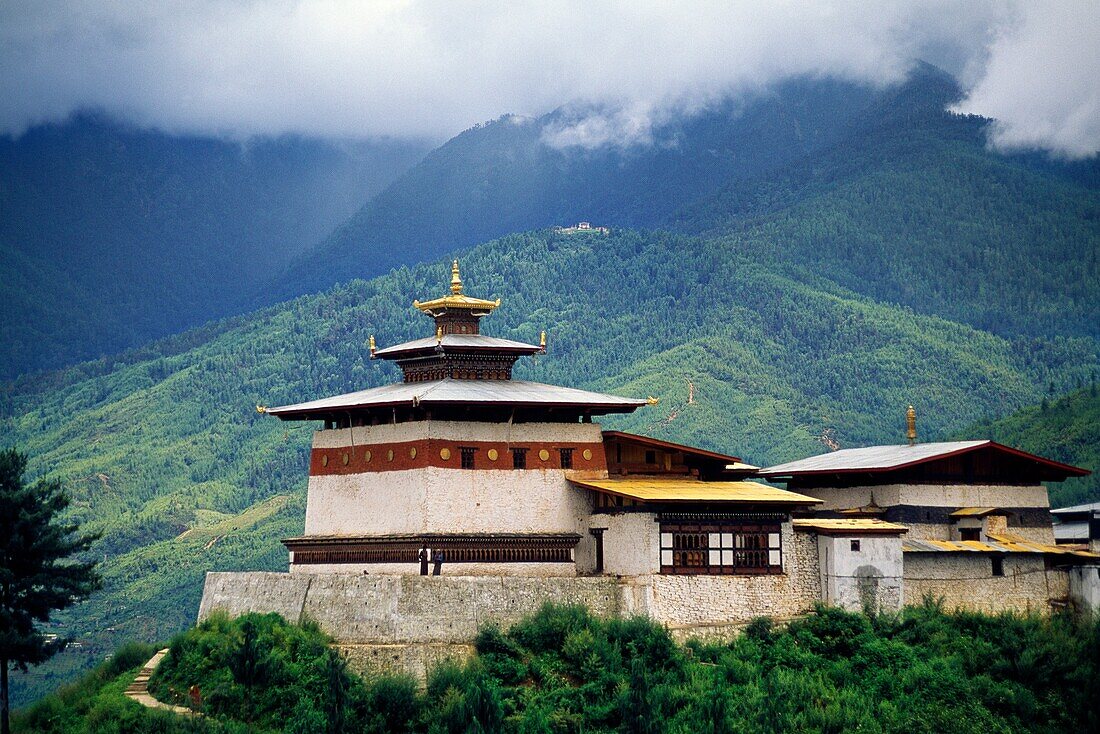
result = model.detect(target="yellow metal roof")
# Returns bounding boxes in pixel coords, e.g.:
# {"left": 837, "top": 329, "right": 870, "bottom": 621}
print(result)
{"left": 792, "top": 519, "right": 908, "bottom": 535}
{"left": 948, "top": 507, "right": 1004, "bottom": 518}
{"left": 903, "top": 534, "right": 1100, "bottom": 558}
{"left": 569, "top": 478, "right": 821, "bottom": 504}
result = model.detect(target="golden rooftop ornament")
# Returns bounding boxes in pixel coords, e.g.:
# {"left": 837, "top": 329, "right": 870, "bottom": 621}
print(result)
{"left": 369, "top": 334, "right": 376, "bottom": 358}
{"left": 451, "top": 259, "right": 462, "bottom": 294}
{"left": 906, "top": 405, "right": 917, "bottom": 445}
{"left": 413, "top": 260, "right": 501, "bottom": 316}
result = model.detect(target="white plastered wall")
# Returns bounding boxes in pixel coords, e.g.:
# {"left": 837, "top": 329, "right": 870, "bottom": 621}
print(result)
{"left": 816, "top": 534, "right": 904, "bottom": 613}
{"left": 593, "top": 512, "right": 660, "bottom": 576}
{"left": 304, "top": 421, "right": 605, "bottom": 537}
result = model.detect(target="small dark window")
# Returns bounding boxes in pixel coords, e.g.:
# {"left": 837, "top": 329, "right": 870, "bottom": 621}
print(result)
{"left": 645, "top": 450, "right": 657, "bottom": 465}
{"left": 511, "top": 448, "right": 528, "bottom": 469}
{"left": 559, "top": 448, "right": 573, "bottom": 469}
{"left": 460, "top": 447, "right": 476, "bottom": 470}
{"left": 850, "top": 539, "right": 861, "bottom": 552}
{"left": 992, "top": 556, "right": 1005, "bottom": 577}
{"left": 959, "top": 528, "right": 981, "bottom": 542}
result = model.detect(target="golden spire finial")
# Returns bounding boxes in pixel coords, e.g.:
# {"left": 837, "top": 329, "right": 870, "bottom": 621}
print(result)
{"left": 450, "top": 260, "right": 463, "bottom": 295}
{"left": 539, "top": 330, "right": 547, "bottom": 352}
{"left": 906, "top": 404, "right": 917, "bottom": 445}
{"left": 369, "top": 334, "right": 376, "bottom": 358}
{"left": 436, "top": 326, "right": 443, "bottom": 344}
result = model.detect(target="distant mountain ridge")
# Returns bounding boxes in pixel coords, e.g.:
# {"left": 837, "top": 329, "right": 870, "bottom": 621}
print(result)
{"left": 0, "top": 113, "right": 430, "bottom": 378}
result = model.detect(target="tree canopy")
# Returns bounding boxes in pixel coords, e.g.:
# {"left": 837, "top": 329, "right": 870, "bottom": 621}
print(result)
{"left": 0, "top": 447, "right": 101, "bottom": 734}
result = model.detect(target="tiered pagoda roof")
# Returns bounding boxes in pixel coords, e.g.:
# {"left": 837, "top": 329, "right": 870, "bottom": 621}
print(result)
{"left": 267, "top": 261, "right": 648, "bottom": 423}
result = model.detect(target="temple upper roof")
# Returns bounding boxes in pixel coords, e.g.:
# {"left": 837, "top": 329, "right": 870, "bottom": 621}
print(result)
{"left": 373, "top": 334, "right": 541, "bottom": 360}
{"left": 266, "top": 378, "right": 647, "bottom": 421}
{"left": 265, "top": 260, "right": 650, "bottom": 422}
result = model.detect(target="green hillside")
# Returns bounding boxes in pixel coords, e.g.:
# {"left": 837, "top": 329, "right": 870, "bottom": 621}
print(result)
{"left": 4, "top": 227, "right": 1098, "bottom": 705}
{"left": 962, "top": 386, "right": 1100, "bottom": 508}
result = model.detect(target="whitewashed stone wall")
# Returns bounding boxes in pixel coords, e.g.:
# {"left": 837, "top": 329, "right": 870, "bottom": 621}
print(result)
{"left": 1068, "top": 566, "right": 1100, "bottom": 615}
{"left": 816, "top": 534, "right": 903, "bottom": 613}
{"left": 805, "top": 484, "right": 1051, "bottom": 511}
{"left": 904, "top": 554, "right": 1067, "bottom": 614}
{"left": 595, "top": 513, "right": 659, "bottom": 576}
{"left": 305, "top": 421, "right": 605, "bottom": 542}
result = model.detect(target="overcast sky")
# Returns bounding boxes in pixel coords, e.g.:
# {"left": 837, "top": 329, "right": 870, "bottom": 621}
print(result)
{"left": 1, "top": 1, "right": 1097, "bottom": 158}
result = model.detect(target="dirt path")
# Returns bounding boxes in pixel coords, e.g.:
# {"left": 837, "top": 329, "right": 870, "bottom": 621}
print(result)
{"left": 124, "top": 649, "right": 197, "bottom": 716}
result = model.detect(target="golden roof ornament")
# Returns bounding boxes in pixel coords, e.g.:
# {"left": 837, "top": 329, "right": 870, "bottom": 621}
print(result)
{"left": 539, "top": 330, "right": 547, "bottom": 352}
{"left": 413, "top": 260, "right": 501, "bottom": 316}
{"left": 369, "top": 334, "right": 376, "bottom": 358}
{"left": 906, "top": 404, "right": 917, "bottom": 445}
{"left": 451, "top": 259, "right": 463, "bottom": 295}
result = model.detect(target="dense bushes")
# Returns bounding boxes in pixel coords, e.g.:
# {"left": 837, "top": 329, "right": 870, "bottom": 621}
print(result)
{"left": 68, "top": 603, "right": 1093, "bottom": 733}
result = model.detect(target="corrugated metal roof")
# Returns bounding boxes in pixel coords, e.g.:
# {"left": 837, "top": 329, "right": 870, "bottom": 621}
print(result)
{"left": 903, "top": 534, "right": 1099, "bottom": 558}
{"left": 374, "top": 334, "right": 540, "bottom": 357}
{"left": 949, "top": 507, "right": 1005, "bottom": 518}
{"left": 570, "top": 478, "right": 821, "bottom": 504}
{"left": 762, "top": 441, "right": 989, "bottom": 475}
{"left": 268, "top": 378, "right": 647, "bottom": 418}
{"left": 792, "top": 518, "right": 908, "bottom": 535}
{"left": 1051, "top": 501, "right": 1100, "bottom": 516}
{"left": 761, "top": 440, "right": 1088, "bottom": 478}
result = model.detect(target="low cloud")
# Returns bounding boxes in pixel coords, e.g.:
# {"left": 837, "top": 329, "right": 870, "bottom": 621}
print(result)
{"left": 0, "top": 1, "right": 1096, "bottom": 157}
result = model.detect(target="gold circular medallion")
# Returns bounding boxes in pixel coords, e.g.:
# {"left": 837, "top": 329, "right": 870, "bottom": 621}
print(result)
{"left": 321, "top": 454, "right": 329, "bottom": 467}
{"left": 582, "top": 449, "right": 593, "bottom": 461}
{"left": 440, "top": 448, "right": 451, "bottom": 460}
{"left": 387, "top": 449, "right": 394, "bottom": 462}
{"left": 342, "top": 452, "right": 349, "bottom": 465}
{"left": 487, "top": 448, "right": 499, "bottom": 461}
{"left": 364, "top": 450, "right": 372, "bottom": 463}
{"left": 409, "top": 447, "right": 417, "bottom": 459}
{"left": 539, "top": 449, "right": 550, "bottom": 461}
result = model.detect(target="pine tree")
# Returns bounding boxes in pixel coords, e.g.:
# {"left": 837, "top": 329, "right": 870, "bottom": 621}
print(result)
{"left": 0, "top": 448, "right": 101, "bottom": 734}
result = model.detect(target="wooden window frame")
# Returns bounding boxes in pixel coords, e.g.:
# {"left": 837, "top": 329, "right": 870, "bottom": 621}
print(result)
{"left": 460, "top": 446, "right": 477, "bottom": 470}
{"left": 559, "top": 447, "right": 574, "bottom": 469}
{"left": 511, "top": 447, "right": 528, "bottom": 469}
{"left": 658, "top": 522, "right": 783, "bottom": 575}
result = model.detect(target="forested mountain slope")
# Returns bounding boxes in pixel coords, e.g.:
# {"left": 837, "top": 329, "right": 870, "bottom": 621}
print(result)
{"left": 677, "top": 115, "right": 1100, "bottom": 340}
{"left": 269, "top": 74, "right": 898, "bottom": 299}
{"left": 4, "top": 227, "right": 1097, "bottom": 704}
{"left": 962, "top": 385, "right": 1100, "bottom": 508}
{"left": 271, "top": 64, "right": 1099, "bottom": 339}
{"left": 0, "top": 114, "right": 429, "bottom": 378}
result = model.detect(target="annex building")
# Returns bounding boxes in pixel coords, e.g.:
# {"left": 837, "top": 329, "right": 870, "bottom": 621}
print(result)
{"left": 199, "top": 264, "right": 1100, "bottom": 677}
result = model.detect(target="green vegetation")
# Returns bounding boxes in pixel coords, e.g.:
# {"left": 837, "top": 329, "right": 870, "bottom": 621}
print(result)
{"left": 4, "top": 65, "right": 1098, "bottom": 707}
{"left": 1, "top": 448, "right": 102, "bottom": 734}
{"left": 14, "top": 641, "right": 246, "bottom": 733}
{"left": 3, "top": 224, "right": 1098, "bottom": 706}
{"left": 29, "top": 604, "right": 1091, "bottom": 733}
{"left": 964, "top": 384, "right": 1100, "bottom": 508}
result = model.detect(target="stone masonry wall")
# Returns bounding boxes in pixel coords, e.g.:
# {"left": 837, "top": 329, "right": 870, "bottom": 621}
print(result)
{"left": 638, "top": 526, "right": 820, "bottom": 630}
{"left": 199, "top": 572, "right": 624, "bottom": 680}
{"left": 904, "top": 555, "right": 1068, "bottom": 614}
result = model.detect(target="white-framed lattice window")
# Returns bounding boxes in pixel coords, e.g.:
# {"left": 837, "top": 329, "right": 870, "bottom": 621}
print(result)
{"left": 659, "top": 522, "right": 783, "bottom": 575}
